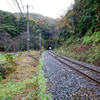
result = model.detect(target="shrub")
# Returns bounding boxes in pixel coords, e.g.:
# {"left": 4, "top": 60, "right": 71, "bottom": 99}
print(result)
{"left": 5, "top": 53, "right": 16, "bottom": 65}
{"left": 0, "top": 74, "right": 2, "bottom": 82}
{"left": 67, "top": 38, "right": 72, "bottom": 44}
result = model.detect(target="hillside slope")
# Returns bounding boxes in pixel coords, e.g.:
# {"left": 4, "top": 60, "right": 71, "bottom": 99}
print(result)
{"left": 0, "top": 10, "right": 12, "bottom": 24}
{"left": 53, "top": 0, "right": 100, "bottom": 67}
{"left": 53, "top": 43, "right": 100, "bottom": 67}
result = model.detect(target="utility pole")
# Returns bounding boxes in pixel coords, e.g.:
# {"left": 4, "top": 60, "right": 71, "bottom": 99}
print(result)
{"left": 24, "top": 5, "right": 33, "bottom": 56}
{"left": 27, "top": 5, "right": 30, "bottom": 56}
{"left": 39, "top": 33, "right": 42, "bottom": 57}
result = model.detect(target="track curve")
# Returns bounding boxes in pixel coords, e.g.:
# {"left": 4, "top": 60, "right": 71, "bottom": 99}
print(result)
{"left": 48, "top": 50, "right": 100, "bottom": 85}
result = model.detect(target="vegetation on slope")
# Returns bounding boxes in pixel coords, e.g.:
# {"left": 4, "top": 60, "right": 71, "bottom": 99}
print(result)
{"left": 53, "top": 0, "right": 100, "bottom": 46}
{"left": 0, "top": 51, "right": 51, "bottom": 99}
{"left": 54, "top": 43, "right": 100, "bottom": 67}
{"left": 53, "top": 0, "right": 100, "bottom": 67}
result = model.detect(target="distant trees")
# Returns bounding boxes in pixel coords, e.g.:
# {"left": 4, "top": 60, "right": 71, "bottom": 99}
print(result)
{"left": 29, "top": 19, "right": 38, "bottom": 35}
{"left": 0, "top": 10, "right": 60, "bottom": 52}
{"left": 0, "top": 33, "right": 11, "bottom": 52}
{"left": 0, "top": 15, "right": 27, "bottom": 37}
{"left": 2, "top": 15, "right": 16, "bottom": 26}
{"left": 16, "top": 17, "right": 27, "bottom": 34}
{"left": 36, "top": 19, "right": 50, "bottom": 39}
{"left": 16, "top": 32, "right": 27, "bottom": 51}
{"left": 0, "top": 33, "right": 18, "bottom": 52}
{"left": 0, "top": 24, "right": 17, "bottom": 37}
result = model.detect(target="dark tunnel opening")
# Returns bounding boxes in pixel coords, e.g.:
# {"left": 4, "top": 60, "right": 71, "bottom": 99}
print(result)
{"left": 47, "top": 45, "right": 53, "bottom": 50}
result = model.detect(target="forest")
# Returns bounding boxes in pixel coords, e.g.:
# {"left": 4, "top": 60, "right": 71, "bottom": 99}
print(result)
{"left": 0, "top": 0, "right": 100, "bottom": 99}
{"left": 0, "top": 0, "right": 100, "bottom": 52}
{"left": 53, "top": 0, "right": 100, "bottom": 66}
{"left": 0, "top": 10, "right": 58, "bottom": 52}
{"left": 54, "top": 0, "right": 100, "bottom": 47}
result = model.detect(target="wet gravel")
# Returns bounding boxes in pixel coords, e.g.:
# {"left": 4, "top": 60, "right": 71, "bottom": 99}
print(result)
{"left": 42, "top": 51, "right": 100, "bottom": 100}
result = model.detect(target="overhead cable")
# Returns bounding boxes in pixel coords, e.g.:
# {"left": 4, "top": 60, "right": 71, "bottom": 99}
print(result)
{"left": 6, "top": 0, "right": 15, "bottom": 12}
{"left": 12, "top": 0, "right": 20, "bottom": 13}
{"left": 14, "top": 0, "right": 24, "bottom": 17}
{"left": 20, "top": 0, "right": 25, "bottom": 14}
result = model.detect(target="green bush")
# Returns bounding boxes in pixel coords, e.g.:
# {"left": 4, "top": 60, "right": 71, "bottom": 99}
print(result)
{"left": 82, "top": 36, "right": 92, "bottom": 44}
{"left": 67, "top": 38, "right": 72, "bottom": 44}
{"left": 0, "top": 74, "right": 2, "bottom": 82}
{"left": 5, "top": 53, "right": 16, "bottom": 65}
{"left": 75, "top": 38, "right": 83, "bottom": 44}
{"left": 82, "top": 31, "right": 100, "bottom": 44}
{"left": 92, "top": 31, "right": 100, "bottom": 44}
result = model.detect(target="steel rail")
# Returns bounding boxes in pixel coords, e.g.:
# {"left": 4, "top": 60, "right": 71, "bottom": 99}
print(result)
{"left": 48, "top": 51, "right": 100, "bottom": 85}
{"left": 50, "top": 50, "right": 100, "bottom": 74}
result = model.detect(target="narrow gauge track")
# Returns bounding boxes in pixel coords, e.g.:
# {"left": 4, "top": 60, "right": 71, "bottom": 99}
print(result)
{"left": 48, "top": 50, "right": 100, "bottom": 85}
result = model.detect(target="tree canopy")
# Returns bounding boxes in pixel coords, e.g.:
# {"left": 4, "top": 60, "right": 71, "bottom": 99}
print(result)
{"left": 0, "top": 10, "right": 58, "bottom": 51}
{"left": 54, "top": 0, "right": 100, "bottom": 47}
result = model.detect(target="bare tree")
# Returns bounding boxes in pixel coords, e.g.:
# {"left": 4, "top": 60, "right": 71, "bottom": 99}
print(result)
{"left": 16, "top": 32, "right": 27, "bottom": 51}
{"left": 10, "top": 40, "right": 18, "bottom": 53}
{"left": 0, "top": 33, "right": 12, "bottom": 52}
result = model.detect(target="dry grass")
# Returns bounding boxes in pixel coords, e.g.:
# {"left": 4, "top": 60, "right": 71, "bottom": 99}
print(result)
{"left": 0, "top": 51, "right": 40, "bottom": 99}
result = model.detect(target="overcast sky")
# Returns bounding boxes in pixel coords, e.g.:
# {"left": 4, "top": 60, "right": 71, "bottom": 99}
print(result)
{"left": 0, "top": 0, "right": 74, "bottom": 18}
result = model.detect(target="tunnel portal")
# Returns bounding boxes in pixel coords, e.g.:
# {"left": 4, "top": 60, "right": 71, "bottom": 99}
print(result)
{"left": 47, "top": 45, "right": 53, "bottom": 50}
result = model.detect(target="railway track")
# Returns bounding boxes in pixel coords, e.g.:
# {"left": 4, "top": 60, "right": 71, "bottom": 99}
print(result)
{"left": 48, "top": 50, "right": 100, "bottom": 85}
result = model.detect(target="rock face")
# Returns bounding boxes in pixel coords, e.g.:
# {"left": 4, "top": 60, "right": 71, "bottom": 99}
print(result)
{"left": 42, "top": 51, "right": 100, "bottom": 100}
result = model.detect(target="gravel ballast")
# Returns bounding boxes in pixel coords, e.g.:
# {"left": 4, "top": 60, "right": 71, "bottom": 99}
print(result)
{"left": 42, "top": 50, "right": 100, "bottom": 100}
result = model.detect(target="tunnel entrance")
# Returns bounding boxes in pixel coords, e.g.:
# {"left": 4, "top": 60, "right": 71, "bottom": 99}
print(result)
{"left": 47, "top": 45, "right": 53, "bottom": 50}
{"left": 46, "top": 39, "right": 54, "bottom": 50}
